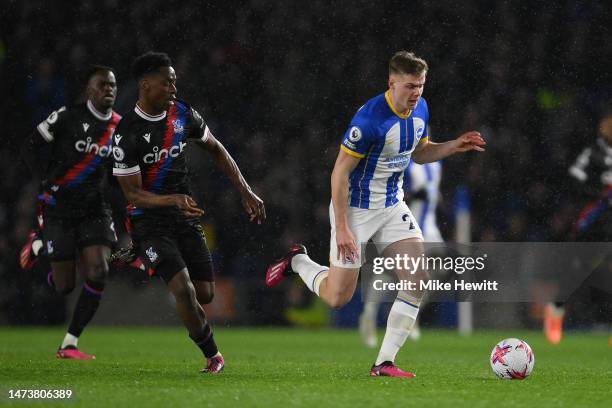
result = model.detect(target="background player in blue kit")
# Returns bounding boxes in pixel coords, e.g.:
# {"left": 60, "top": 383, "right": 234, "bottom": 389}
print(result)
{"left": 112, "top": 52, "right": 265, "bottom": 374}
{"left": 267, "top": 51, "right": 485, "bottom": 377}
{"left": 20, "top": 66, "right": 121, "bottom": 359}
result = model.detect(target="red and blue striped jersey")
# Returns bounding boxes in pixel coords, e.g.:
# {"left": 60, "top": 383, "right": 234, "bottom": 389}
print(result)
{"left": 112, "top": 100, "right": 209, "bottom": 220}
{"left": 35, "top": 101, "right": 121, "bottom": 216}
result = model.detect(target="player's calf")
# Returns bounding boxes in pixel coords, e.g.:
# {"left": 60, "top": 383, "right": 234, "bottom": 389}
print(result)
{"left": 54, "top": 283, "right": 75, "bottom": 296}
{"left": 51, "top": 276, "right": 75, "bottom": 295}
{"left": 49, "top": 261, "right": 76, "bottom": 295}
{"left": 316, "top": 265, "right": 359, "bottom": 309}
{"left": 169, "top": 269, "right": 224, "bottom": 373}
{"left": 171, "top": 280, "right": 204, "bottom": 331}
{"left": 322, "top": 285, "right": 354, "bottom": 309}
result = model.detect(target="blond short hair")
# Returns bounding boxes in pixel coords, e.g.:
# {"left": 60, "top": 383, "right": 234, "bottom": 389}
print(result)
{"left": 389, "top": 51, "right": 428, "bottom": 76}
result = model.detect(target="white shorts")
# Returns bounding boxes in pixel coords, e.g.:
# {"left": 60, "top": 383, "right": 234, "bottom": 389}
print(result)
{"left": 329, "top": 201, "right": 423, "bottom": 269}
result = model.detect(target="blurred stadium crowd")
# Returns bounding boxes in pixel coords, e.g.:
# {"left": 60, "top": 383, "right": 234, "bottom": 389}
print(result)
{"left": 0, "top": 0, "right": 610, "bottom": 323}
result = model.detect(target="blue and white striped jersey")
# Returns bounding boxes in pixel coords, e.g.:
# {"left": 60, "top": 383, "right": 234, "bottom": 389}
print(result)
{"left": 340, "top": 91, "right": 429, "bottom": 209}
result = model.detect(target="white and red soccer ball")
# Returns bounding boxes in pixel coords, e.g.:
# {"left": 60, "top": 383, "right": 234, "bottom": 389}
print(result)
{"left": 490, "top": 338, "right": 535, "bottom": 379}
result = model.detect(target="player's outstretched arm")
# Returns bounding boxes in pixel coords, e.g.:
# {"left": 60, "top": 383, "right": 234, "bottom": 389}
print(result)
{"left": 196, "top": 134, "right": 265, "bottom": 224}
{"left": 331, "top": 149, "right": 361, "bottom": 263}
{"left": 115, "top": 173, "right": 204, "bottom": 218}
{"left": 412, "top": 131, "right": 485, "bottom": 164}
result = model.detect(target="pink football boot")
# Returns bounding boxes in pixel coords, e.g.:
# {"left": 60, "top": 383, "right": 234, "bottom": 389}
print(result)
{"left": 56, "top": 346, "right": 96, "bottom": 360}
{"left": 201, "top": 354, "right": 224, "bottom": 374}
{"left": 265, "top": 244, "right": 307, "bottom": 287}
{"left": 370, "top": 361, "right": 416, "bottom": 378}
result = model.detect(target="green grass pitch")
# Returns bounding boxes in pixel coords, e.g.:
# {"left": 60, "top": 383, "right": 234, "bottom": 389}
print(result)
{"left": 1, "top": 327, "right": 610, "bottom": 407}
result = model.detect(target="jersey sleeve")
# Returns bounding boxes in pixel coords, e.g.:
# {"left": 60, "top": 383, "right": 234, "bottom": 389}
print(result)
{"left": 112, "top": 122, "right": 141, "bottom": 177}
{"left": 340, "top": 115, "right": 375, "bottom": 158}
{"left": 188, "top": 107, "right": 212, "bottom": 143}
{"left": 36, "top": 106, "right": 68, "bottom": 142}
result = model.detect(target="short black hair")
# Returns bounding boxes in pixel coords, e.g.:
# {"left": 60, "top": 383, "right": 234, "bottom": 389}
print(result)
{"left": 83, "top": 64, "right": 114, "bottom": 87}
{"left": 132, "top": 52, "right": 172, "bottom": 80}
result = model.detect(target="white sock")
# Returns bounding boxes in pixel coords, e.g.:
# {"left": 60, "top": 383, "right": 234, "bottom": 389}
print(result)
{"left": 375, "top": 293, "right": 420, "bottom": 365}
{"left": 61, "top": 333, "right": 79, "bottom": 349}
{"left": 291, "top": 254, "right": 329, "bottom": 296}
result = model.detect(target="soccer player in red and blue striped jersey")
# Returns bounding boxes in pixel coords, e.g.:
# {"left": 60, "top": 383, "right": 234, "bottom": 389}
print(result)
{"left": 113, "top": 52, "right": 265, "bottom": 374}
{"left": 21, "top": 65, "right": 121, "bottom": 359}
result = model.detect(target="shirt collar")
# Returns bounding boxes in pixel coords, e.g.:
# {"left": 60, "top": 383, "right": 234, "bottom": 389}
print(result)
{"left": 87, "top": 99, "right": 112, "bottom": 121}
{"left": 134, "top": 103, "right": 167, "bottom": 122}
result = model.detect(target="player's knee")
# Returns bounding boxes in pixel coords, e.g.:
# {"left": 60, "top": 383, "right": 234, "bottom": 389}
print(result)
{"left": 86, "top": 262, "right": 108, "bottom": 283}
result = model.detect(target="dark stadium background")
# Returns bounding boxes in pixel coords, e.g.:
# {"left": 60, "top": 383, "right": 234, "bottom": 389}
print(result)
{"left": 0, "top": 0, "right": 610, "bottom": 327}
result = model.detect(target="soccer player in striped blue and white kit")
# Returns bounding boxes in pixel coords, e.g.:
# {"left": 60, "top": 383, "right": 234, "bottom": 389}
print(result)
{"left": 359, "top": 160, "right": 443, "bottom": 347}
{"left": 266, "top": 51, "right": 485, "bottom": 377}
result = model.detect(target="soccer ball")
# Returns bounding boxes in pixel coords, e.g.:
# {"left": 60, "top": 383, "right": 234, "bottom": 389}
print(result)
{"left": 490, "top": 338, "right": 534, "bottom": 379}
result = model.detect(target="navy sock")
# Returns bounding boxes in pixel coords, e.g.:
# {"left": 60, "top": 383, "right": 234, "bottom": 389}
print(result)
{"left": 189, "top": 323, "right": 218, "bottom": 358}
{"left": 67, "top": 279, "right": 104, "bottom": 337}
